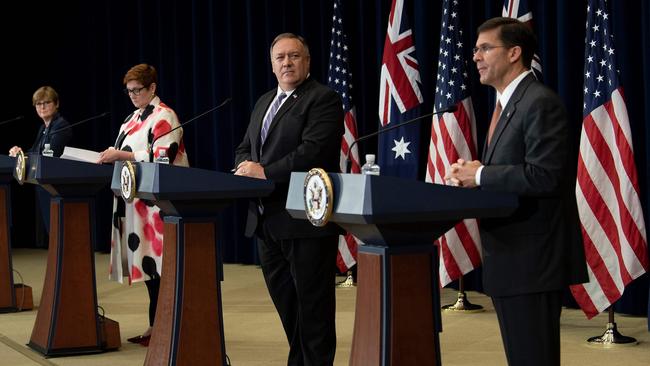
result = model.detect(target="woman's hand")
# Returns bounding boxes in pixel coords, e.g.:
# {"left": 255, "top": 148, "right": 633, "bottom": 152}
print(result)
{"left": 8, "top": 146, "right": 22, "bottom": 157}
{"left": 97, "top": 147, "right": 133, "bottom": 164}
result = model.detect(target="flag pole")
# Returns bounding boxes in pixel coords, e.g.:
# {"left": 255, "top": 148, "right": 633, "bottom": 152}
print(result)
{"left": 586, "top": 306, "right": 637, "bottom": 346}
{"left": 441, "top": 275, "right": 483, "bottom": 313}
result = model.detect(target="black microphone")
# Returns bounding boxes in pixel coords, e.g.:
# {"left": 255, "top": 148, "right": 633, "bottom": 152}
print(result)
{"left": 0, "top": 115, "right": 24, "bottom": 127}
{"left": 346, "top": 104, "right": 458, "bottom": 170}
{"left": 148, "top": 97, "right": 232, "bottom": 161}
{"left": 48, "top": 112, "right": 111, "bottom": 135}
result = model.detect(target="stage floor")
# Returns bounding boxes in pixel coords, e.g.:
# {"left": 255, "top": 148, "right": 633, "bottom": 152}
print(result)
{"left": 1, "top": 248, "right": 649, "bottom": 365}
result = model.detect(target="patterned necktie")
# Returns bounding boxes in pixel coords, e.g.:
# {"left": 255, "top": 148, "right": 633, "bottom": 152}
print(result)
{"left": 487, "top": 100, "right": 502, "bottom": 145}
{"left": 260, "top": 93, "right": 287, "bottom": 145}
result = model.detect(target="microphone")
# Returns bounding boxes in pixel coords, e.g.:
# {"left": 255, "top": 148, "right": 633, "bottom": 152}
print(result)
{"left": 149, "top": 97, "right": 232, "bottom": 161}
{"left": 48, "top": 112, "right": 111, "bottom": 135}
{"left": 347, "top": 104, "right": 458, "bottom": 166}
{"left": 0, "top": 115, "right": 24, "bottom": 127}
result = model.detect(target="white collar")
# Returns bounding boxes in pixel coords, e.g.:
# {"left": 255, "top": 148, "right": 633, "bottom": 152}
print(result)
{"left": 496, "top": 70, "right": 532, "bottom": 110}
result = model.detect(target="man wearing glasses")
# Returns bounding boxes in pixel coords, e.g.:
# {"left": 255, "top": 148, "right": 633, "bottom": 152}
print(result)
{"left": 445, "top": 18, "right": 587, "bottom": 366}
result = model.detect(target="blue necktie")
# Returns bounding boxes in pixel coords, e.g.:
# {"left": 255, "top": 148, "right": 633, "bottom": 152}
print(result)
{"left": 260, "top": 93, "right": 287, "bottom": 145}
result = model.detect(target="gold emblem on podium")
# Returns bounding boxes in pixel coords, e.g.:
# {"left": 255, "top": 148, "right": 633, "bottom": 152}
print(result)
{"left": 304, "top": 168, "right": 334, "bottom": 227}
{"left": 14, "top": 150, "right": 27, "bottom": 184}
{"left": 120, "top": 161, "right": 137, "bottom": 203}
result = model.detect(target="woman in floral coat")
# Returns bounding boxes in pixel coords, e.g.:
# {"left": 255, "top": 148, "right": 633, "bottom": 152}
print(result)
{"left": 98, "top": 63, "right": 189, "bottom": 346}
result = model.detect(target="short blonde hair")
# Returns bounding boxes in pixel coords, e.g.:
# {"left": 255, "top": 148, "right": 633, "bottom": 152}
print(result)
{"left": 32, "top": 86, "right": 59, "bottom": 106}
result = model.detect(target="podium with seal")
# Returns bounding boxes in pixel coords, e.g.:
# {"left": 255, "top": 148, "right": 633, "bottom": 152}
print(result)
{"left": 111, "top": 162, "right": 274, "bottom": 366}
{"left": 286, "top": 172, "right": 517, "bottom": 366}
{"left": 16, "top": 153, "right": 120, "bottom": 356}
{"left": 0, "top": 154, "right": 33, "bottom": 312}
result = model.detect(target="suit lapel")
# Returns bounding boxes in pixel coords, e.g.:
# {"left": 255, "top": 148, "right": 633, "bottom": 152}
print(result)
{"left": 483, "top": 74, "right": 535, "bottom": 163}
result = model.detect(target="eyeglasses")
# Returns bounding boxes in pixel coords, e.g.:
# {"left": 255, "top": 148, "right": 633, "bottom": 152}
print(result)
{"left": 35, "top": 100, "right": 53, "bottom": 107}
{"left": 123, "top": 86, "right": 147, "bottom": 96}
{"left": 472, "top": 45, "right": 507, "bottom": 56}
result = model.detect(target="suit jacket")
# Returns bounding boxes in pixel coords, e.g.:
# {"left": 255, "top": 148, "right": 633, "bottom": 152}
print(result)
{"left": 235, "top": 78, "right": 344, "bottom": 240}
{"left": 28, "top": 113, "right": 72, "bottom": 157}
{"left": 479, "top": 74, "right": 588, "bottom": 297}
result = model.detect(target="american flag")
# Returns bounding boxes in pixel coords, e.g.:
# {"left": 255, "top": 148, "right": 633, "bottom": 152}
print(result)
{"left": 328, "top": 0, "right": 359, "bottom": 272}
{"left": 426, "top": 0, "right": 481, "bottom": 287}
{"left": 377, "top": 0, "right": 423, "bottom": 179}
{"left": 502, "top": 0, "right": 542, "bottom": 80}
{"left": 570, "top": 0, "right": 648, "bottom": 319}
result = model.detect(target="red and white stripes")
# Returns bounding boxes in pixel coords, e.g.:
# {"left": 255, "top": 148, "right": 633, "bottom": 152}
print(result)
{"left": 571, "top": 88, "right": 648, "bottom": 318}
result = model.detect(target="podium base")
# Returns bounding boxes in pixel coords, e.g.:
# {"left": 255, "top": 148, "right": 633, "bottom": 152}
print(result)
{"left": 0, "top": 284, "right": 33, "bottom": 313}
{"left": 13, "top": 284, "right": 33, "bottom": 311}
{"left": 587, "top": 322, "right": 637, "bottom": 347}
{"left": 442, "top": 291, "right": 484, "bottom": 313}
{"left": 101, "top": 317, "right": 121, "bottom": 350}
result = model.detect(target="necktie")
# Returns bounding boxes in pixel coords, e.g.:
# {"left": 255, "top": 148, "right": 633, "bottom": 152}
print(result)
{"left": 487, "top": 101, "right": 502, "bottom": 145}
{"left": 260, "top": 93, "right": 287, "bottom": 145}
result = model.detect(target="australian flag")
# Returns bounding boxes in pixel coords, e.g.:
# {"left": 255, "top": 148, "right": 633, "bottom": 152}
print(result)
{"left": 377, "top": 0, "right": 424, "bottom": 178}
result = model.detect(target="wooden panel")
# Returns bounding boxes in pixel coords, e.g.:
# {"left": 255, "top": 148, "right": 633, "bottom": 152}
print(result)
{"left": 176, "top": 222, "right": 224, "bottom": 365}
{"left": 29, "top": 200, "right": 102, "bottom": 353}
{"left": 30, "top": 200, "right": 60, "bottom": 348}
{"left": 51, "top": 201, "right": 98, "bottom": 349}
{"left": 145, "top": 222, "right": 178, "bottom": 366}
{"left": 350, "top": 251, "right": 382, "bottom": 366}
{"left": 0, "top": 186, "right": 14, "bottom": 309}
{"left": 390, "top": 254, "right": 437, "bottom": 365}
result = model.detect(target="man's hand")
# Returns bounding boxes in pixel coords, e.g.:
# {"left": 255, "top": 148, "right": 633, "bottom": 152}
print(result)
{"left": 444, "top": 158, "right": 482, "bottom": 188}
{"left": 234, "top": 160, "right": 266, "bottom": 179}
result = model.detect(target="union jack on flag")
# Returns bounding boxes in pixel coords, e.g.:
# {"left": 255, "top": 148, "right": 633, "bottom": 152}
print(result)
{"left": 502, "top": 0, "right": 542, "bottom": 79}
{"left": 426, "top": 0, "right": 481, "bottom": 287}
{"left": 328, "top": 0, "right": 359, "bottom": 272}
{"left": 570, "top": 0, "right": 648, "bottom": 319}
{"left": 377, "top": 0, "right": 423, "bottom": 179}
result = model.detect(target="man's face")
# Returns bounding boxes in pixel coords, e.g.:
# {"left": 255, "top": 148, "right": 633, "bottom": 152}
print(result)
{"left": 271, "top": 38, "right": 310, "bottom": 91}
{"left": 472, "top": 28, "right": 513, "bottom": 91}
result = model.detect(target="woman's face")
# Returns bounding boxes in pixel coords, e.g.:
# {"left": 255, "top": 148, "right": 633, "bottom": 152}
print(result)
{"left": 125, "top": 80, "right": 156, "bottom": 109}
{"left": 34, "top": 99, "right": 58, "bottom": 123}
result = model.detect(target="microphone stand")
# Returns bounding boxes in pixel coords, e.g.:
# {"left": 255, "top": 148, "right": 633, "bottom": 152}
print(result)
{"left": 148, "top": 98, "right": 232, "bottom": 162}
{"left": 0, "top": 115, "right": 24, "bottom": 127}
{"left": 345, "top": 105, "right": 458, "bottom": 173}
{"left": 47, "top": 112, "right": 111, "bottom": 135}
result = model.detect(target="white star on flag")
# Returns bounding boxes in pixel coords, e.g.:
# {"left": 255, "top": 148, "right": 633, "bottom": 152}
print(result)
{"left": 391, "top": 137, "right": 411, "bottom": 159}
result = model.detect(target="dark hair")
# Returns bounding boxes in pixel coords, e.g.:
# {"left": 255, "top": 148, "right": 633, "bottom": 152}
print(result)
{"left": 123, "top": 63, "right": 157, "bottom": 87}
{"left": 477, "top": 17, "right": 536, "bottom": 69}
{"left": 269, "top": 33, "right": 310, "bottom": 57}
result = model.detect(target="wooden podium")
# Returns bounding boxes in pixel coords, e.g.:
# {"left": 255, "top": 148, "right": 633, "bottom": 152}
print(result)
{"left": 111, "top": 162, "right": 274, "bottom": 366}
{"left": 20, "top": 154, "right": 120, "bottom": 356}
{"left": 286, "top": 173, "right": 517, "bottom": 366}
{"left": 0, "top": 154, "right": 33, "bottom": 312}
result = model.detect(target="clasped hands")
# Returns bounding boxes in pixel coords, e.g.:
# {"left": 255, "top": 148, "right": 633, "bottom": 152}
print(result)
{"left": 444, "top": 159, "right": 483, "bottom": 188}
{"left": 234, "top": 160, "right": 266, "bottom": 179}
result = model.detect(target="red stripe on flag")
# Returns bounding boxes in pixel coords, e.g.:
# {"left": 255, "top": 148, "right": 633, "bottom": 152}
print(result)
{"left": 570, "top": 283, "right": 599, "bottom": 319}
{"left": 438, "top": 236, "right": 462, "bottom": 283}
{"left": 576, "top": 147, "right": 633, "bottom": 285}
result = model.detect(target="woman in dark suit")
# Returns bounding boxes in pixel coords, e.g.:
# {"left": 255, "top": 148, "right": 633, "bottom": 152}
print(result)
{"left": 9, "top": 86, "right": 72, "bottom": 158}
{"left": 8, "top": 86, "right": 72, "bottom": 242}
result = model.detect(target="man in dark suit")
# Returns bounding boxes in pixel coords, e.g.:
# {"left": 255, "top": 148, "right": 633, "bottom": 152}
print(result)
{"left": 234, "top": 33, "right": 343, "bottom": 366}
{"left": 445, "top": 18, "right": 588, "bottom": 366}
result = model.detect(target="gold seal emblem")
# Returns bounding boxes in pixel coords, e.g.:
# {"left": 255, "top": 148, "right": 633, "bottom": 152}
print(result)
{"left": 303, "top": 168, "right": 334, "bottom": 227}
{"left": 120, "top": 161, "right": 137, "bottom": 203}
{"left": 14, "top": 150, "right": 27, "bottom": 185}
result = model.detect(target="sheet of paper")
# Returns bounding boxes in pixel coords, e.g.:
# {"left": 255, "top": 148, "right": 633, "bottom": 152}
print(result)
{"left": 59, "top": 146, "right": 101, "bottom": 163}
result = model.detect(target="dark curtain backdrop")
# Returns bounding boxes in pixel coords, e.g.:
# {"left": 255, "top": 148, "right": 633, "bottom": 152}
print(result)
{"left": 2, "top": 0, "right": 649, "bottom": 320}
